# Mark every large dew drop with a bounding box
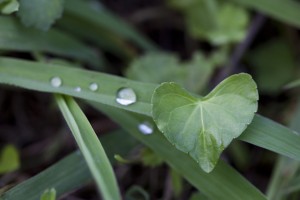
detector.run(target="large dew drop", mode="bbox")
[89,83,98,91]
[138,121,154,135]
[50,76,62,88]
[116,87,137,106]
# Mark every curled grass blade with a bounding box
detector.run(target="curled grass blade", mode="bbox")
[55,95,121,200]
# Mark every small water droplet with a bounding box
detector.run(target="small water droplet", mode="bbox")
[89,83,98,91]
[116,87,137,106]
[74,86,81,92]
[138,121,153,135]
[50,76,62,88]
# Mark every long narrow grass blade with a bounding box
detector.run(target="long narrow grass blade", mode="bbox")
[0,151,86,200]
[0,153,89,200]
[284,175,300,194]
[0,57,300,162]
[0,57,156,115]
[230,0,300,28]
[0,130,137,200]
[93,103,267,200]
[239,115,300,161]
[55,95,121,200]
[0,17,102,67]
[265,99,300,199]
[284,79,300,89]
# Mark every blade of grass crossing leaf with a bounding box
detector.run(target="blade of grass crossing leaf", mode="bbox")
[230,0,300,28]
[93,103,266,200]
[55,95,121,200]
[0,130,137,200]
[0,57,300,162]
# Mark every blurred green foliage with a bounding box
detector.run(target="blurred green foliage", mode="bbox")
[168,0,249,45]
[18,0,64,30]
[248,38,297,93]
[40,188,56,200]
[0,145,20,174]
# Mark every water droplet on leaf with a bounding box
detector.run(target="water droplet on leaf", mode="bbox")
[116,87,137,106]
[50,76,62,88]
[89,83,98,91]
[138,121,154,135]
[74,86,81,92]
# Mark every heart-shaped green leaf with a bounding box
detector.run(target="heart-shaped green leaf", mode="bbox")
[151,73,258,172]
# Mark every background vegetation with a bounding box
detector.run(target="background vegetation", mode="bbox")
[0,0,300,199]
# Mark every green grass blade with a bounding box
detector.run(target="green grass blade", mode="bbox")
[0,151,89,200]
[230,0,300,28]
[64,0,158,51]
[239,115,300,161]
[0,57,156,115]
[265,99,300,199]
[55,95,121,200]
[0,57,300,162]
[0,130,137,200]
[93,103,266,200]
[285,79,300,89]
[0,16,102,67]
[284,175,300,194]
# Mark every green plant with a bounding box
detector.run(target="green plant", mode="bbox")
[0,0,300,199]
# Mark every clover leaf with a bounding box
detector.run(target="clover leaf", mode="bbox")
[151,73,258,172]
